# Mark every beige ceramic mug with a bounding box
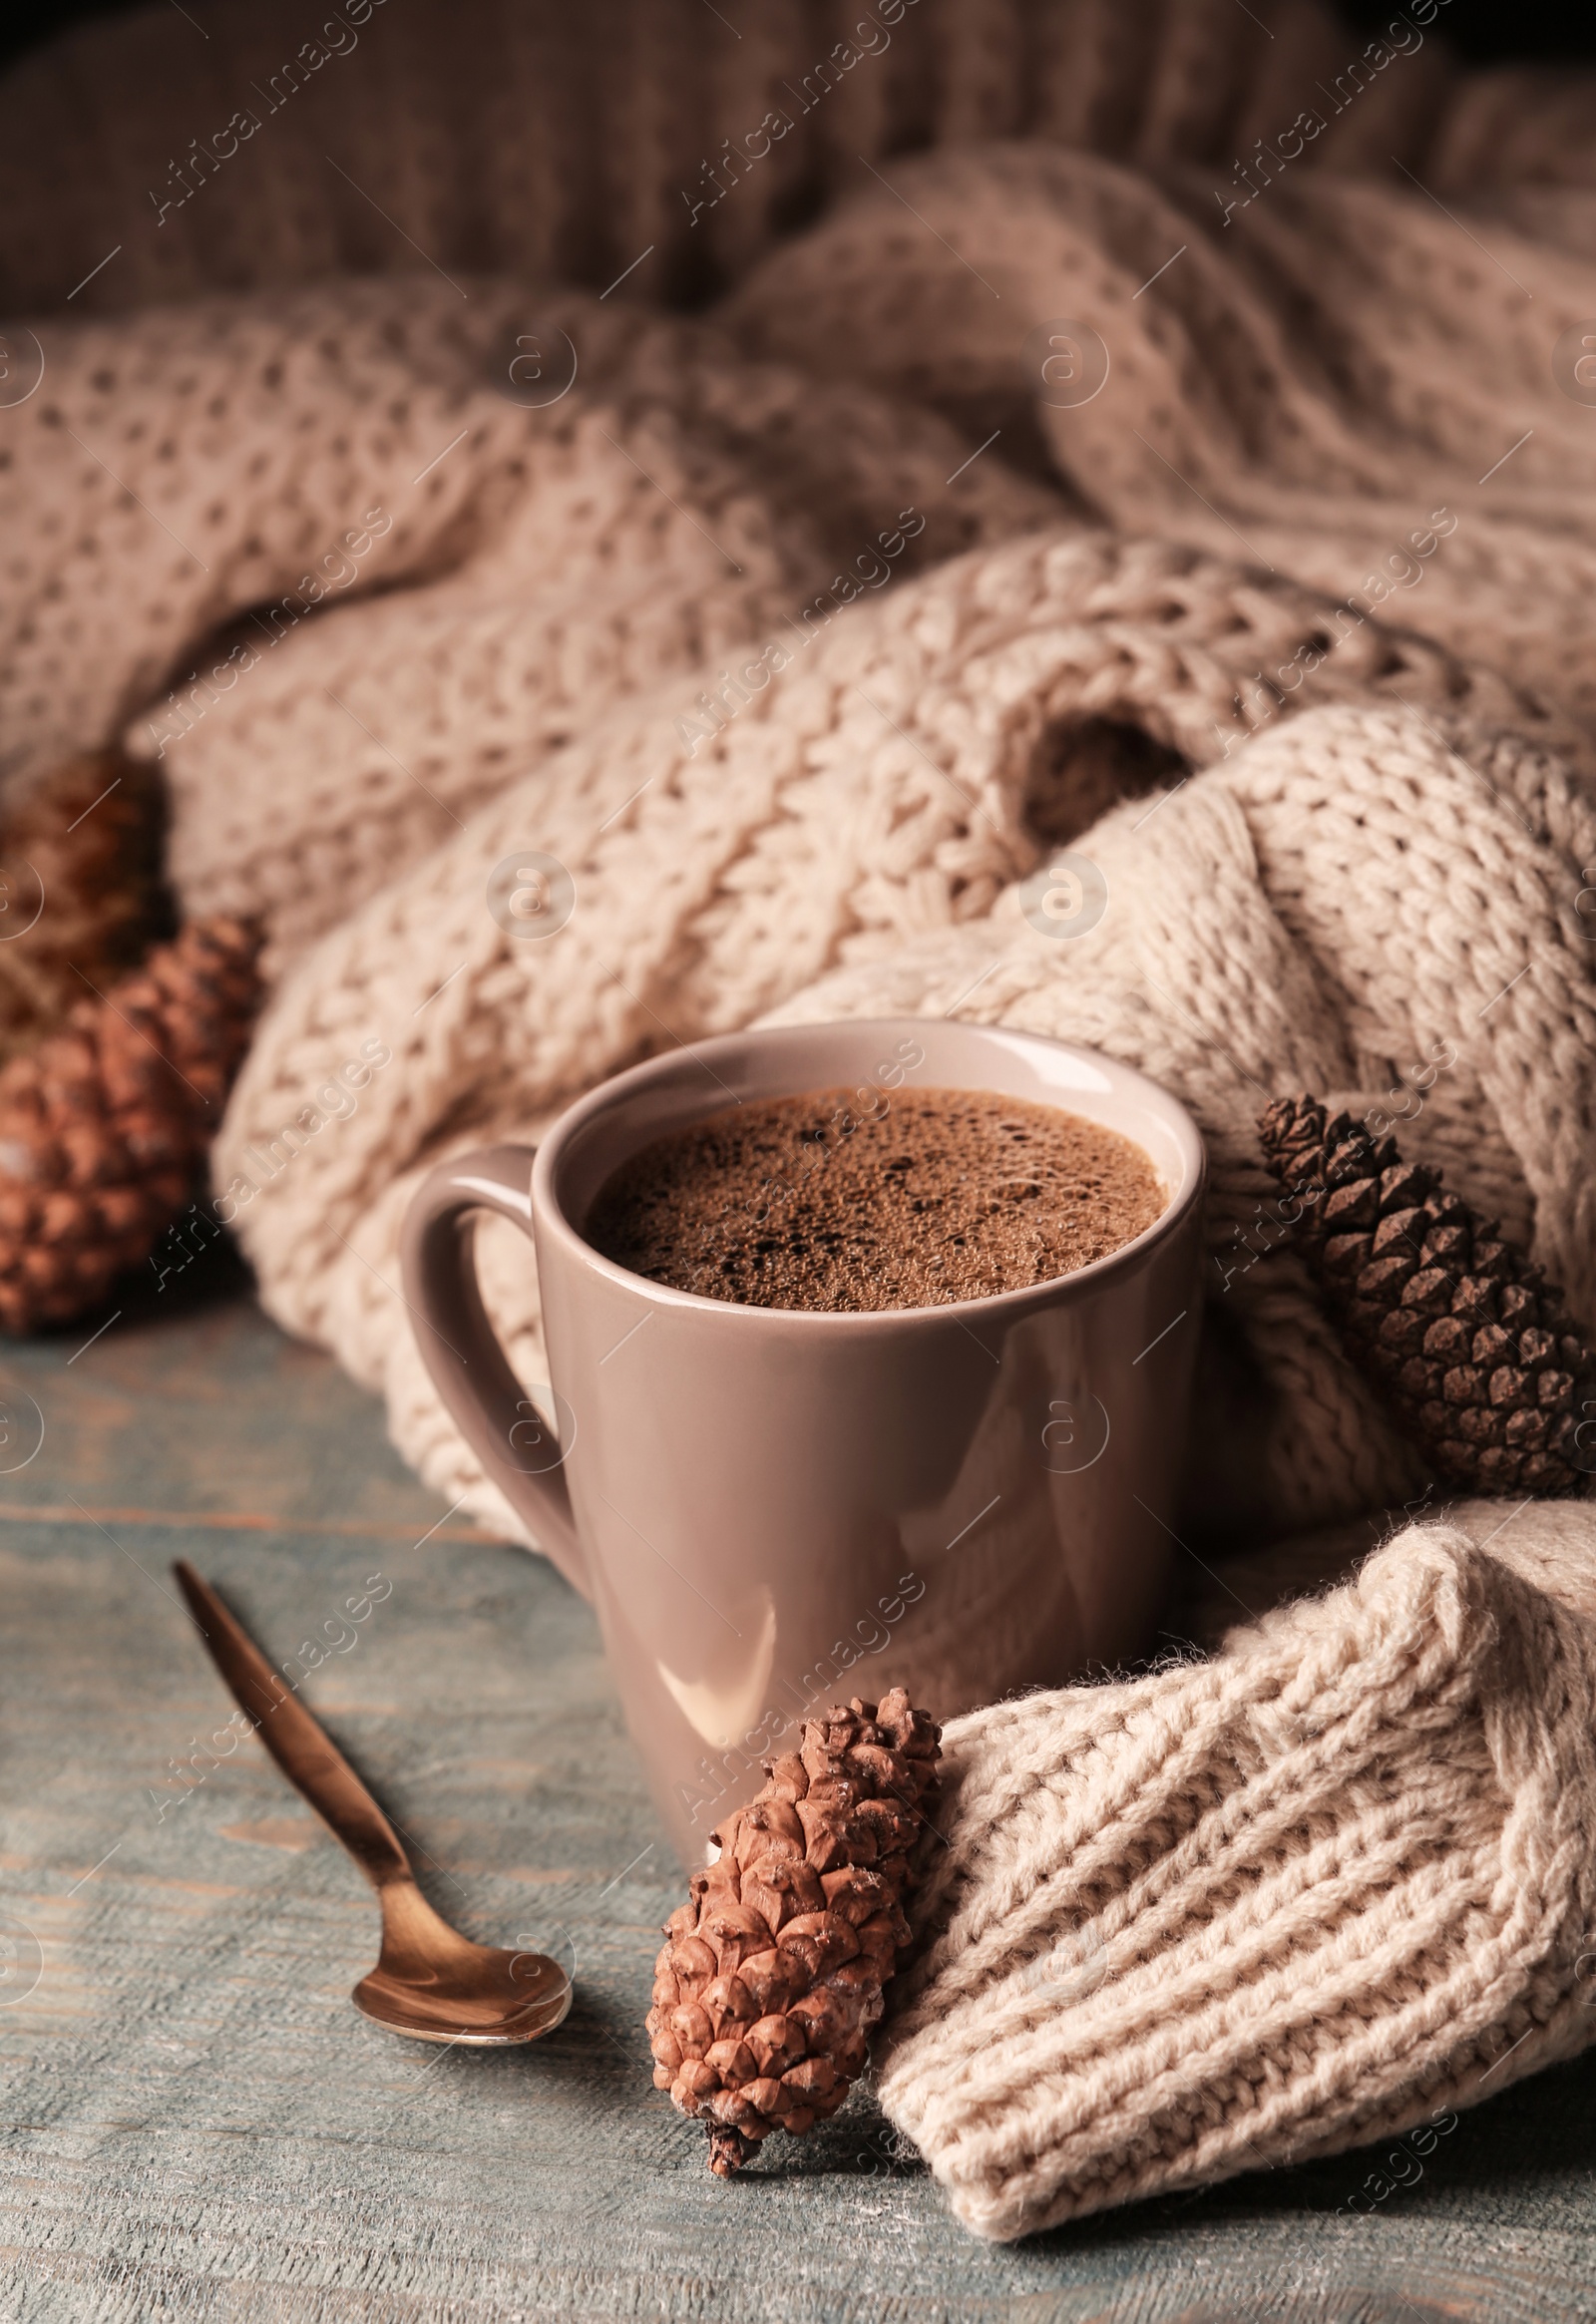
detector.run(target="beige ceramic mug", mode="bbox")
[401,1018,1206,1863]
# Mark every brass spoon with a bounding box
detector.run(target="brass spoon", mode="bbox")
[173,1560,573,2045]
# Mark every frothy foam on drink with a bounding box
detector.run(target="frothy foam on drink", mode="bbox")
[584,1085,1167,1312]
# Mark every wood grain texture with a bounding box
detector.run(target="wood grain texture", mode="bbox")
[2,1274,1595,2321]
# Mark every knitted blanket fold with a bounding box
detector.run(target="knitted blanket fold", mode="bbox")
[878,1500,1596,2238]
[6,0,1596,2239]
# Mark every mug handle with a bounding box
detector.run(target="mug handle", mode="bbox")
[399,1142,591,1600]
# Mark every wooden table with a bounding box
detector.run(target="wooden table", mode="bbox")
[2,1251,1593,2320]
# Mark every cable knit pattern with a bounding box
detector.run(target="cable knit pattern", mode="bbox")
[6,0,1596,2236]
[724,146,1596,723]
[879,1501,1596,2237]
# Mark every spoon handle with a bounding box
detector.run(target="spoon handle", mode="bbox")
[173,1560,412,1891]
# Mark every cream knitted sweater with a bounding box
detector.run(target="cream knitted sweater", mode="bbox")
[882,1498,1596,2236]
[4,0,1596,2237]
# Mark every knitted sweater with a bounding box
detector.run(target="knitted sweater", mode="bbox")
[4,0,1596,2237]
[881,1498,1596,2236]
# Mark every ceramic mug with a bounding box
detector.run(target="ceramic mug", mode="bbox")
[401,1018,1206,1863]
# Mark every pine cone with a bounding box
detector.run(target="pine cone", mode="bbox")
[1258,1094,1596,1498]
[0,915,263,1334]
[647,1689,942,2175]
[0,748,171,1069]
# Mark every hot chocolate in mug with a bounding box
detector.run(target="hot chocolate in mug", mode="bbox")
[401,1018,1206,1863]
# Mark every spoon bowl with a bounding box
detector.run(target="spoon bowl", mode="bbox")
[355,1878,574,2043]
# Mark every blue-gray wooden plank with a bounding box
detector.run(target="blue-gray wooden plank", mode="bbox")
[1,1268,1594,2321]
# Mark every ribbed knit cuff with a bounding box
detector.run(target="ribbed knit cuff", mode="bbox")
[878,1500,1596,2239]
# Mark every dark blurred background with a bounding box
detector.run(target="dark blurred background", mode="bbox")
[2,0,1594,77]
